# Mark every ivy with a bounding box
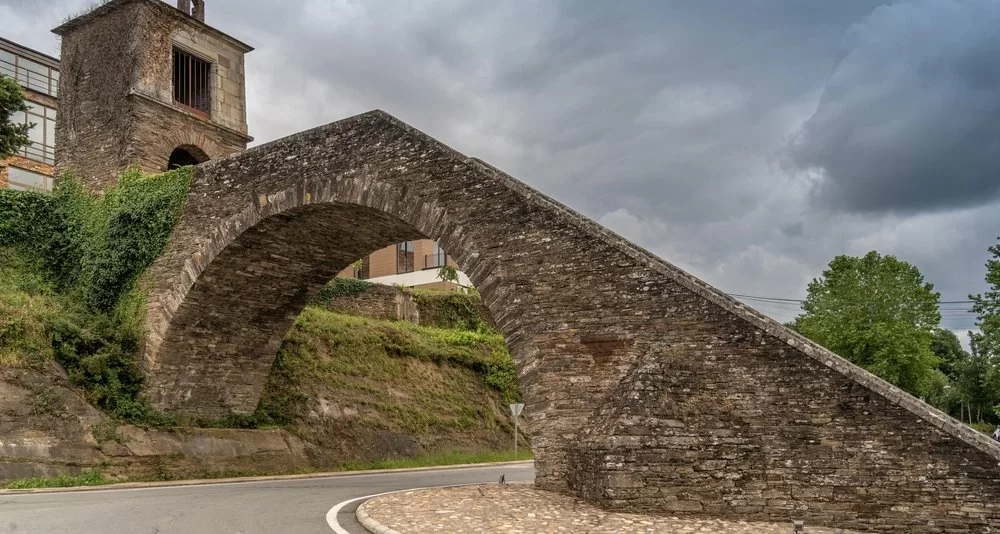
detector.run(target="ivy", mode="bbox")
[0,167,191,306]
[409,289,484,331]
[0,166,193,421]
[310,277,373,305]
[80,167,192,311]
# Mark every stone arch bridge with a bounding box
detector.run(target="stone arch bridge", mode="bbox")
[143,111,1000,531]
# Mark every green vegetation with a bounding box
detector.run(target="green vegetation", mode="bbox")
[408,288,486,331]
[971,238,1000,364]
[792,251,941,396]
[256,306,520,429]
[310,277,373,304]
[0,250,57,368]
[5,471,108,490]
[0,74,31,159]
[792,243,1000,430]
[436,264,460,285]
[0,167,193,421]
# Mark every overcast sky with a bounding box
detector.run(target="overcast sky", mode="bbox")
[2,0,997,340]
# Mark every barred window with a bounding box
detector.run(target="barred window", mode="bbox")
[173,48,211,115]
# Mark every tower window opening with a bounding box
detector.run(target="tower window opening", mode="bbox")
[173,48,212,115]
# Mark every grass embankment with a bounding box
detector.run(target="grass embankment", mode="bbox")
[0,250,56,369]
[253,305,524,461]
[258,305,520,427]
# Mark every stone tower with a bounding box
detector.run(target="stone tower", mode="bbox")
[52,0,253,191]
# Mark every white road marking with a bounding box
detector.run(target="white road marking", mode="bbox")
[326,487,432,534]
[325,464,533,533]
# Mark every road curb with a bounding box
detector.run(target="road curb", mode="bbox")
[349,481,532,534]
[0,460,534,495]
[356,501,404,534]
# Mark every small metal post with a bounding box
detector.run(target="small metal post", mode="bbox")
[509,403,524,455]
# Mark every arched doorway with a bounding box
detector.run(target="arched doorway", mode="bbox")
[167,145,210,170]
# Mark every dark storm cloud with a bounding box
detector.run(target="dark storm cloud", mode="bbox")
[202,0,886,224]
[2,0,997,338]
[788,0,1000,214]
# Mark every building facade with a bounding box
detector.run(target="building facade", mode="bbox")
[0,37,59,192]
[52,0,253,192]
[337,239,471,290]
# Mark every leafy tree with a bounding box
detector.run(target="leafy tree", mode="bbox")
[0,75,31,159]
[922,368,958,415]
[930,327,968,378]
[955,337,1000,423]
[793,251,942,395]
[970,237,1000,359]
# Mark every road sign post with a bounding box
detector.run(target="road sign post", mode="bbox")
[509,403,524,454]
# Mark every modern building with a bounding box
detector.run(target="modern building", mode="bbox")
[2,0,466,291]
[337,240,472,291]
[0,37,60,192]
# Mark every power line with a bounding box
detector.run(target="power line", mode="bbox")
[724,292,976,305]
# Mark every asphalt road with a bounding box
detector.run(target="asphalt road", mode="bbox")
[0,462,535,534]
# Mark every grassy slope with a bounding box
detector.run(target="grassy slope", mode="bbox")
[0,249,57,369]
[257,307,523,466]
[1,246,526,478]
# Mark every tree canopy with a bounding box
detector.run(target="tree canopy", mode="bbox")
[0,75,31,160]
[793,251,941,395]
[931,327,966,378]
[970,237,1000,359]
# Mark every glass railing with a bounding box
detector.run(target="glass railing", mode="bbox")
[18,142,55,165]
[0,58,59,98]
[424,252,448,269]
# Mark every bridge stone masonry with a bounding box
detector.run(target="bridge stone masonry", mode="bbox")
[142,110,1000,532]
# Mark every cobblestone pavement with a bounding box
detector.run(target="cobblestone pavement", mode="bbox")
[359,484,870,534]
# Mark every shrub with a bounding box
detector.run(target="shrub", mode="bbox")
[409,289,484,331]
[0,167,192,422]
[310,277,372,305]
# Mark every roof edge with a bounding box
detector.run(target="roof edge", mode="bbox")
[0,36,60,69]
[52,0,253,54]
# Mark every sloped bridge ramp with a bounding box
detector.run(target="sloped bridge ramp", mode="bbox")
[142,110,1000,532]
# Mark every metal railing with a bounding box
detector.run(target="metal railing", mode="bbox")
[19,142,55,165]
[173,49,211,116]
[0,58,58,98]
